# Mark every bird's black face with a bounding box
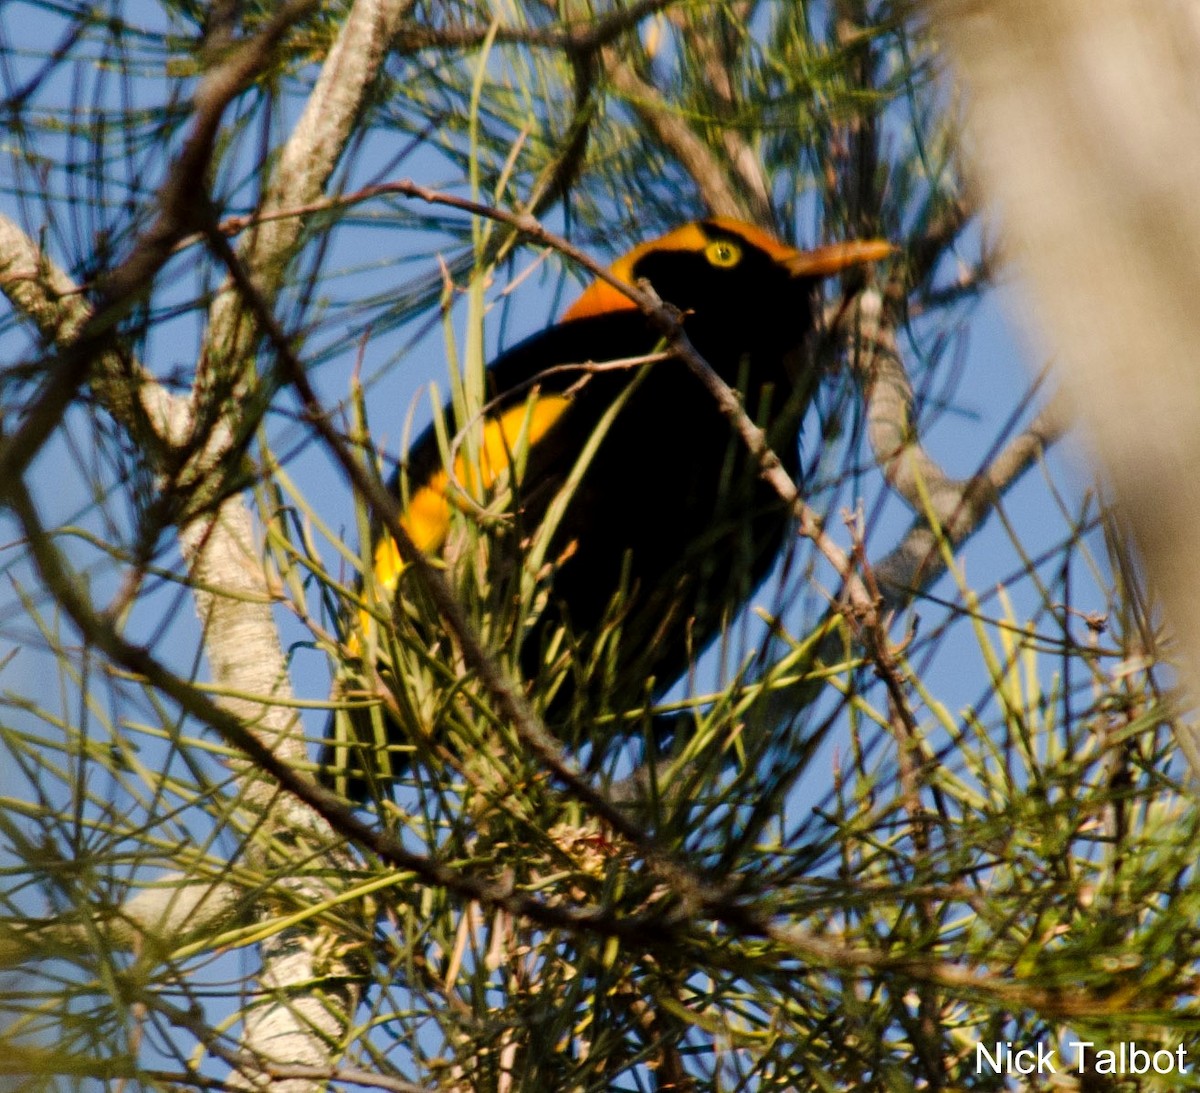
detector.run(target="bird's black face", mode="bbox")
[628,221,815,364]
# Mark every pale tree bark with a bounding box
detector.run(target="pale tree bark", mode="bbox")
[196,0,414,1082]
[206,0,414,377]
[0,0,412,1085]
[932,0,1200,777]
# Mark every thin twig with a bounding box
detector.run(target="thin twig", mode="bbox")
[393,0,677,56]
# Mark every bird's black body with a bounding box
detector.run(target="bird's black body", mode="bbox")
[482,267,808,710]
[323,219,888,793]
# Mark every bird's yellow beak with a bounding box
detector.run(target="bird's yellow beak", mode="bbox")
[782,239,896,278]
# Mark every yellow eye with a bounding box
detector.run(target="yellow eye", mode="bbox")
[705,239,742,268]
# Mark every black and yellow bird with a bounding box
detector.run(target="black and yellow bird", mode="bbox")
[323,218,890,794]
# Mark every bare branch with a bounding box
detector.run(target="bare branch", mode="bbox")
[603,52,753,221]
[0,216,92,344]
[844,285,1067,608]
[0,875,249,968]
[392,0,678,55]
[872,396,1069,608]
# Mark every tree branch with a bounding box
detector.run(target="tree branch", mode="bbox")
[602,51,754,221]
[849,285,1069,609]
[204,0,415,382]
[391,0,678,55]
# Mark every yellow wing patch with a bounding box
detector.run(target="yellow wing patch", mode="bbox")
[363,393,571,638]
